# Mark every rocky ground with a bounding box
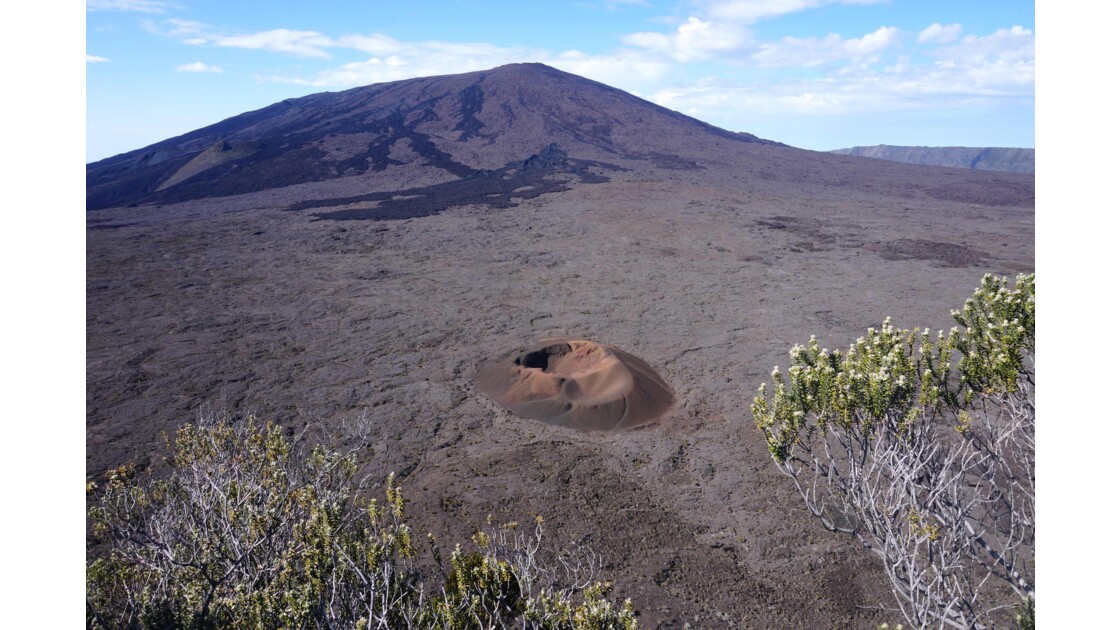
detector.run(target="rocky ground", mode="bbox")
[87,158,1033,628]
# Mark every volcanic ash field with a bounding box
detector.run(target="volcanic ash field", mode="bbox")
[88,164,1031,628]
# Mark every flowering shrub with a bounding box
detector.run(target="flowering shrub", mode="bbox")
[86,415,637,629]
[753,274,1034,630]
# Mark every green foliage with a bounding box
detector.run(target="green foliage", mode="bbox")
[525,582,639,630]
[751,274,1036,629]
[753,273,1035,462]
[1014,597,1035,630]
[432,544,525,627]
[87,416,638,629]
[950,273,1035,400]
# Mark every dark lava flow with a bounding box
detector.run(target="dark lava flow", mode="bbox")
[295,144,623,221]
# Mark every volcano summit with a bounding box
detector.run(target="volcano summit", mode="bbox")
[87,63,779,211]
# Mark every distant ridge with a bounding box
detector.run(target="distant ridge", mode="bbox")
[829,145,1034,174]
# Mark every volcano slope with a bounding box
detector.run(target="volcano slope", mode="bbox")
[87,63,1034,628]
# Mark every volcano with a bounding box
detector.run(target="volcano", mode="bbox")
[88,63,1034,628]
[87,63,780,210]
[86,62,1031,214]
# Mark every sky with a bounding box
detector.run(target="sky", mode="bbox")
[86,0,1034,162]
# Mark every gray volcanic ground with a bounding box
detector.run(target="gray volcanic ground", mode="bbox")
[87,64,1033,628]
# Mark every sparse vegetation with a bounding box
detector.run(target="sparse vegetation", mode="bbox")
[86,415,637,629]
[753,274,1034,630]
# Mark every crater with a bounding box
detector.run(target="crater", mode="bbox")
[476,338,675,432]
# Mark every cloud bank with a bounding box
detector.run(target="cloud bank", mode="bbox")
[137,5,1032,145]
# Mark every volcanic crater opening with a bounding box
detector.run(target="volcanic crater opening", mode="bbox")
[477,338,676,432]
[515,343,571,371]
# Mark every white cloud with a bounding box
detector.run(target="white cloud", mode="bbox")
[260,40,544,87]
[141,14,1031,130]
[160,18,208,37]
[176,61,223,73]
[552,50,672,87]
[87,0,178,13]
[618,0,889,62]
[635,21,1034,139]
[153,21,539,83]
[917,22,963,44]
[142,18,213,44]
[648,26,1033,124]
[257,58,449,87]
[699,0,888,24]
[150,21,336,59]
[153,19,693,82]
[650,81,867,119]
[933,26,1034,66]
[86,54,110,64]
[333,33,404,56]
[623,16,751,61]
[256,38,669,93]
[210,29,336,59]
[751,26,901,67]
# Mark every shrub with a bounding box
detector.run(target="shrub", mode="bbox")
[86,415,637,629]
[752,274,1034,630]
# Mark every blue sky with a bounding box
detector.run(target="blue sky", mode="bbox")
[85,1,1034,162]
